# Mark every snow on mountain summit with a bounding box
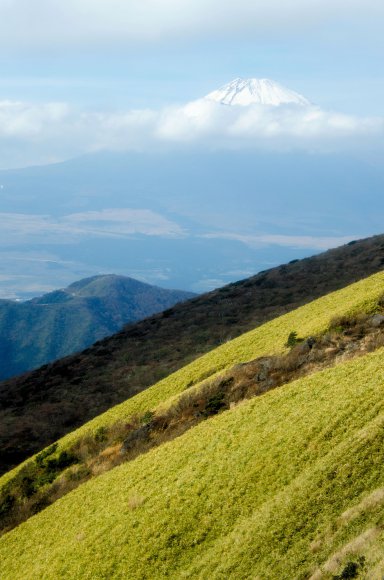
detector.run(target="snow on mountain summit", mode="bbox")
[204,78,311,107]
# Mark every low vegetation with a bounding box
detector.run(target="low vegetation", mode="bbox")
[2,265,384,577]
[2,284,384,538]
[2,233,384,474]
[2,342,384,578]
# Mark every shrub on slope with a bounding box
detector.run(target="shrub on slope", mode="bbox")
[30,271,384,447]
[0,235,384,473]
[2,307,384,536]
[2,346,384,578]
[2,232,384,475]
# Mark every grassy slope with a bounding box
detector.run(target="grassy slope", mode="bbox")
[2,233,384,474]
[2,270,384,491]
[2,345,384,578]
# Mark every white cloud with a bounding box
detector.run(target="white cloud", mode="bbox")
[0,0,382,49]
[202,232,358,250]
[0,95,382,168]
[154,100,384,151]
[0,100,70,138]
[226,106,381,139]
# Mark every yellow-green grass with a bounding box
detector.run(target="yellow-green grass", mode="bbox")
[2,270,384,491]
[2,345,384,578]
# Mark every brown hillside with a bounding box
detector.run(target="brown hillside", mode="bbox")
[1,234,384,474]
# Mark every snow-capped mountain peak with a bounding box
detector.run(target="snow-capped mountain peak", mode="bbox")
[204,78,311,107]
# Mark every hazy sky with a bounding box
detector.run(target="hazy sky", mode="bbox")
[0,0,383,167]
[0,1,383,296]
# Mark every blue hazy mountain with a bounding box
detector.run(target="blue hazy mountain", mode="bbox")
[0,274,195,380]
[1,149,383,298]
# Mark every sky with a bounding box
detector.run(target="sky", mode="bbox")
[0,0,383,168]
[0,0,384,298]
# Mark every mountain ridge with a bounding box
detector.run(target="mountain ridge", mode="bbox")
[0,274,195,381]
[1,233,384,474]
[2,269,384,577]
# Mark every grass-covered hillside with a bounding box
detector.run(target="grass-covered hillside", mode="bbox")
[2,233,384,475]
[2,272,384,577]
[2,338,384,577]
[2,269,384,487]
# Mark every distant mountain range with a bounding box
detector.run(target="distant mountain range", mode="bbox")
[0,79,383,300]
[0,275,195,381]
[1,147,384,299]
[1,233,384,473]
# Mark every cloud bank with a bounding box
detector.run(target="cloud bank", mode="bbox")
[0,97,382,168]
[0,0,382,49]
[155,99,383,149]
